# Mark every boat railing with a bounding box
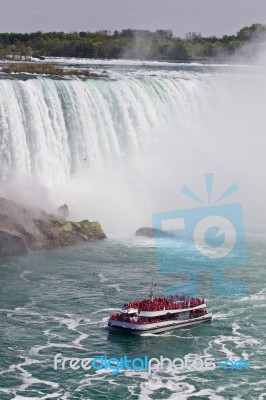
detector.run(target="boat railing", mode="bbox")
[109,308,209,324]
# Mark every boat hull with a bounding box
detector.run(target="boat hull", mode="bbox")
[108,314,212,335]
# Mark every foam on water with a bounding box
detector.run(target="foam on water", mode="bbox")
[98,273,107,283]
[13,395,62,400]
[91,308,121,315]
[42,57,255,69]
[239,289,266,302]
[19,270,33,282]
[107,283,121,292]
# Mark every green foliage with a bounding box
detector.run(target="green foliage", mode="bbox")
[169,39,193,60]
[0,24,265,61]
[237,24,266,41]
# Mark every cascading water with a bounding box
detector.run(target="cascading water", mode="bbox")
[0,63,266,233]
[0,74,208,185]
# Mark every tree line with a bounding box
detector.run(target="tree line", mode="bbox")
[0,24,265,61]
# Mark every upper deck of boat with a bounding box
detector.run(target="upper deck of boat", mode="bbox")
[122,295,206,315]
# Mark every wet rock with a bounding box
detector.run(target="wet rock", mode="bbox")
[136,227,175,239]
[0,227,29,256]
[0,197,106,257]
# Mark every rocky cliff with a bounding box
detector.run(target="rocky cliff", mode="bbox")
[0,197,106,257]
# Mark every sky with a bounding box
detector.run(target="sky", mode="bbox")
[0,0,265,37]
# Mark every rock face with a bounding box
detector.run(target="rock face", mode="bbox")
[136,227,174,239]
[57,204,69,219]
[0,197,106,257]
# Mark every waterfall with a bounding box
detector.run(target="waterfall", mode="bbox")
[0,75,209,186]
[0,69,265,233]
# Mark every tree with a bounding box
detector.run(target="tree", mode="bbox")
[170,40,193,60]
[185,32,202,42]
[237,24,266,41]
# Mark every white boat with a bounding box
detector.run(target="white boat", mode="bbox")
[108,282,212,335]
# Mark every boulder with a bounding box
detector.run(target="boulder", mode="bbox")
[61,222,73,232]
[136,227,175,239]
[57,204,69,219]
[72,222,81,230]
[79,220,106,239]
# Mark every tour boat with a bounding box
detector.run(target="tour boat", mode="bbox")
[108,282,212,335]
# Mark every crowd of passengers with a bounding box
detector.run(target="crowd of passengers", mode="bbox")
[123,295,205,312]
[190,309,209,318]
[109,309,209,323]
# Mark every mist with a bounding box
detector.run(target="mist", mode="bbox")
[53,58,266,235]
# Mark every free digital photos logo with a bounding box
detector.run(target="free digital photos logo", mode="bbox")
[152,173,248,297]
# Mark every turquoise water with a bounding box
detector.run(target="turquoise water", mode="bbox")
[0,235,265,399]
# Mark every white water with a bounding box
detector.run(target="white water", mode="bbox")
[0,64,266,233]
